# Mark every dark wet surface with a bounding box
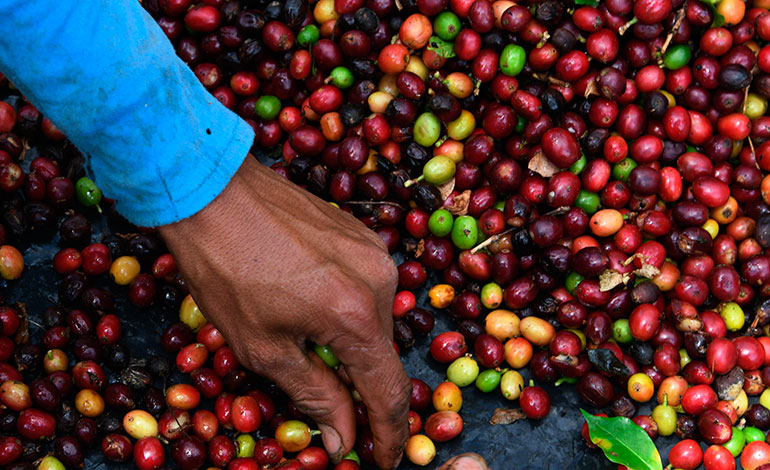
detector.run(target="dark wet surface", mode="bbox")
[0,152,684,470]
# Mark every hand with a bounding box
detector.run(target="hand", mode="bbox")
[158,156,412,468]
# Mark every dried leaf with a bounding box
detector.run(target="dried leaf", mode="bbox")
[120,366,152,391]
[438,177,456,202]
[447,190,471,216]
[600,270,630,292]
[19,138,30,161]
[634,264,660,279]
[402,237,419,254]
[551,354,578,366]
[584,77,599,98]
[415,239,425,258]
[490,408,526,425]
[588,348,630,377]
[622,253,641,266]
[528,150,559,177]
[13,302,28,344]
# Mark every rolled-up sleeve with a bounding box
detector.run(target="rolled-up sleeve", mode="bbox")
[0,0,255,227]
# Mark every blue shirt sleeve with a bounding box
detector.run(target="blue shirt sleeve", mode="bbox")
[0,0,255,227]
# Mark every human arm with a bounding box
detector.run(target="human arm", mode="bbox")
[159,156,411,466]
[0,0,410,466]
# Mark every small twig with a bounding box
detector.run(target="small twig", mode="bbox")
[743,86,750,115]
[750,310,762,331]
[171,411,192,439]
[531,73,571,88]
[618,17,638,36]
[19,138,29,161]
[544,206,570,216]
[656,5,687,67]
[536,31,551,49]
[743,87,759,169]
[344,201,407,210]
[470,227,515,254]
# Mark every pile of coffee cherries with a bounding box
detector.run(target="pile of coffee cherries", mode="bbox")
[5,0,770,467]
[0,110,368,470]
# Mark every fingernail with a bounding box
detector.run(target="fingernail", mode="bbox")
[394,452,403,469]
[318,424,343,463]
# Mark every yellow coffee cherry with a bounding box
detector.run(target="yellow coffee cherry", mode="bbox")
[109,256,141,285]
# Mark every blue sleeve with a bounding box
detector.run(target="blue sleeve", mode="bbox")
[0,0,255,227]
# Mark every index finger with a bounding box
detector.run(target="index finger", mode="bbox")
[329,319,411,469]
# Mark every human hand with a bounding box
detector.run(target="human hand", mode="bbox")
[158,156,411,468]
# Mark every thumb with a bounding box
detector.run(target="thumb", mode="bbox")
[270,348,356,463]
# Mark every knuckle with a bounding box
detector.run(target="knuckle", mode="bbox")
[249,350,282,376]
[346,303,381,336]
[369,252,398,290]
[236,338,287,376]
[331,286,378,320]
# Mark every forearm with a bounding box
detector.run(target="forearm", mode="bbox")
[0,0,254,226]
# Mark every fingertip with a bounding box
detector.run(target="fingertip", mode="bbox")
[305,353,357,458]
[318,423,345,463]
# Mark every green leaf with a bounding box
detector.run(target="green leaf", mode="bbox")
[712,12,725,27]
[575,0,599,5]
[581,410,663,470]
[427,36,456,59]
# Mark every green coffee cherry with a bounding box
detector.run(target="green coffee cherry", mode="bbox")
[429,209,454,237]
[313,344,340,369]
[574,190,600,215]
[611,158,637,182]
[236,434,256,458]
[663,44,692,70]
[414,112,442,147]
[724,427,745,457]
[569,154,587,175]
[423,155,456,185]
[476,368,504,393]
[500,370,524,400]
[480,282,503,309]
[651,403,677,436]
[255,95,281,120]
[720,302,745,331]
[39,457,66,470]
[75,177,102,212]
[451,215,479,250]
[329,66,354,89]
[433,12,462,41]
[565,271,584,295]
[447,356,479,387]
[612,319,633,344]
[743,426,765,444]
[297,25,320,47]
[500,45,526,76]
